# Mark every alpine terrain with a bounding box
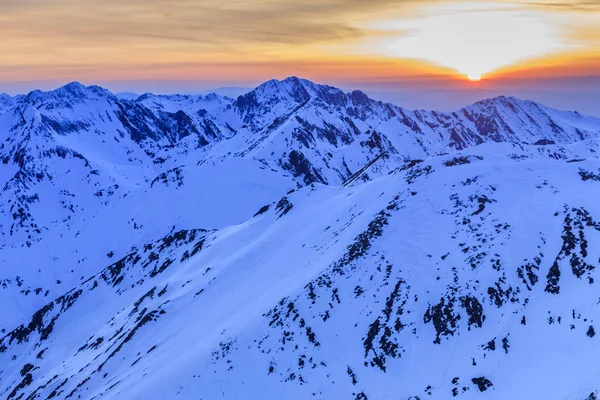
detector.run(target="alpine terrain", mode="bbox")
[2,77,600,400]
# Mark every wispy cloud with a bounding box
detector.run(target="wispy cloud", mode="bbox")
[516,0,600,11]
[0,0,598,89]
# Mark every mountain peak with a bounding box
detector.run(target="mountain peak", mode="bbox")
[0,93,13,108]
[350,90,371,105]
[248,76,351,106]
[24,82,115,104]
[234,77,312,115]
[461,95,536,118]
[61,81,87,92]
[471,95,523,107]
[58,82,114,98]
[281,75,313,86]
[255,76,312,97]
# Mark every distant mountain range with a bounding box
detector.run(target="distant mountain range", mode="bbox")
[1,77,600,399]
[363,88,600,119]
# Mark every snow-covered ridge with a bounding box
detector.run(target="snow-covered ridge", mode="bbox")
[1,77,600,399]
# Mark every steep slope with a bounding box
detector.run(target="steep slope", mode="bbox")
[0,82,292,330]
[2,78,600,250]
[1,154,600,399]
[0,154,294,334]
[2,78,600,400]
[216,78,600,186]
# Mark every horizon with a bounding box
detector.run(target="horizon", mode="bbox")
[3,76,600,118]
[1,0,599,115]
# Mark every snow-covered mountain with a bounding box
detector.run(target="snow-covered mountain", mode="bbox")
[1,77,600,399]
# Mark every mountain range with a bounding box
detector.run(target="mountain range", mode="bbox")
[1,77,600,399]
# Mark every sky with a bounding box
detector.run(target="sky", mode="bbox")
[1,0,599,113]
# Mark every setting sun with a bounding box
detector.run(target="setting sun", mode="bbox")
[468,72,482,82]
[0,0,597,97]
[359,2,571,79]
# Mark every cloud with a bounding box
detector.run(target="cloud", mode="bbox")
[0,0,598,86]
[0,0,420,48]
[516,0,600,11]
[0,0,597,48]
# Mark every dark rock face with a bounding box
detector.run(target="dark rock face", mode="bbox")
[424,296,461,344]
[579,169,600,182]
[535,139,556,145]
[471,377,493,392]
[282,150,326,185]
[587,326,596,338]
[253,205,270,217]
[275,197,294,218]
[545,208,600,294]
[461,296,485,329]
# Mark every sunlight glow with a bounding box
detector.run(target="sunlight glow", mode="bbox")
[361,2,572,80]
[468,72,482,82]
[0,0,598,88]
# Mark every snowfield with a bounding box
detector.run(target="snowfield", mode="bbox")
[1,77,600,399]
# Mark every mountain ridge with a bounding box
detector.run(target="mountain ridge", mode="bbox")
[4,77,600,120]
[1,77,600,400]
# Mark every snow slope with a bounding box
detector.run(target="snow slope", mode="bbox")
[1,78,600,399]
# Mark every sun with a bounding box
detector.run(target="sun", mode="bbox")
[468,72,482,82]
[361,2,567,80]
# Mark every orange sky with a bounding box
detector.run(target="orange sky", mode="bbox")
[0,0,599,94]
